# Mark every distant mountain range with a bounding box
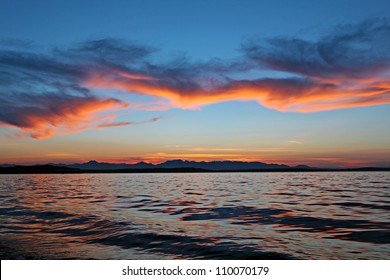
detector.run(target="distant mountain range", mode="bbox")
[1,160,390,174]
[53,159,311,171]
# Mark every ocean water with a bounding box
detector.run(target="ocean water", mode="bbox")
[0,172,389,259]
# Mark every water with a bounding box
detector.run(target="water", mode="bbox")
[0,172,389,259]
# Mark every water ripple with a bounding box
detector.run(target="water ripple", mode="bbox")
[0,172,389,259]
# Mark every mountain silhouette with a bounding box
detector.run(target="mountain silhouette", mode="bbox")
[1,161,390,174]
[59,159,305,171]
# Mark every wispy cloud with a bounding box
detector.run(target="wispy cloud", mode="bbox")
[289,140,303,145]
[96,116,162,128]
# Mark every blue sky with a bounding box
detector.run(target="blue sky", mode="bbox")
[1,0,390,167]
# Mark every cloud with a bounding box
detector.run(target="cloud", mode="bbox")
[1,19,390,139]
[243,18,390,80]
[60,38,157,67]
[86,70,390,112]
[289,140,303,145]
[85,18,390,112]
[0,39,157,139]
[97,116,162,128]
[0,93,127,139]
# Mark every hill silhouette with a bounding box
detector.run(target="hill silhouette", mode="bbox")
[59,159,304,171]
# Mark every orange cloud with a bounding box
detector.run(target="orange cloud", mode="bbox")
[138,152,264,163]
[0,95,127,139]
[85,70,390,112]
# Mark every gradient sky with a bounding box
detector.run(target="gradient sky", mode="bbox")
[1,0,390,167]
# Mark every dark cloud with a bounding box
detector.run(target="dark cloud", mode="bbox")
[243,18,390,80]
[59,38,157,68]
[0,50,84,79]
[0,38,36,49]
[79,38,155,60]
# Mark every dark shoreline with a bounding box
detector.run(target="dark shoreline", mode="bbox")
[1,165,390,174]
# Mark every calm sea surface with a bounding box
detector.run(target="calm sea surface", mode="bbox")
[0,172,389,259]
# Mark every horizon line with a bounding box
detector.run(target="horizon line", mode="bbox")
[1,159,390,169]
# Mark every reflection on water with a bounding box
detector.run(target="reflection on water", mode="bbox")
[0,172,389,259]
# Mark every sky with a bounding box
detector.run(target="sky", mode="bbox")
[1,0,390,168]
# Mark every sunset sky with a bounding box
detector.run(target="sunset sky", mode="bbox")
[1,0,390,167]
